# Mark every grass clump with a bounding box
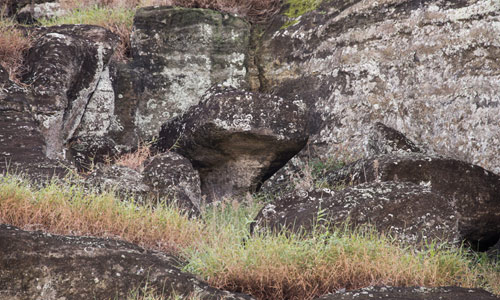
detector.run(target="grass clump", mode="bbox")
[0,174,498,299]
[0,17,32,81]
[39,6,135,60]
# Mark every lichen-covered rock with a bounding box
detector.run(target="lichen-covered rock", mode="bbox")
[143,152,202,213]
[314,286,500,300]
[17,2,66,24]
[156,86,309,202]
[86,164,151,198]
[253,181,461,246]
[130,6,251,141]
[365,122,422,156]
[68,136,118,171]
[22,25,119,160]
[258,0,500,174]
[0,65,68,180]
[326,153,500,249]
[0,224,255,300]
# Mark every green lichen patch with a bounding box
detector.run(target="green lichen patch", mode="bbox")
[281,0,323,29]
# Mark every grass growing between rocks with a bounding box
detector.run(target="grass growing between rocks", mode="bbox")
[38,5,135,60]
[0,174,498,299]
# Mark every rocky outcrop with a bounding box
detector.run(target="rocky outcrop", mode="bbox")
[253,181,461,246]
[0,224,254,300]
[156,86,309,201]
[129,6,251,141]
[85,152,202,214]
[314,286,500,300]
[0,65,68,180]
[258,0,500,174]
[22,25,119,160]
[326,153,500,249]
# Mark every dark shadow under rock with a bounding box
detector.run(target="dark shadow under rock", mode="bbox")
[156,86,309,202]
[253,181,461,246]
[0,224,254,300]
[326,153,500,250]
[314,286,499,300]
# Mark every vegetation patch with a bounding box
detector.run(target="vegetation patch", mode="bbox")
[1,174,498,299]
[282,0,323,29]
[39,6,135,60]
[0,17,32,82]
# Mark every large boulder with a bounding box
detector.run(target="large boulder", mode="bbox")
[0,65,67,180]
[253,181,461,246]
[314,286,499,300]
[0,224,254,300]
[257,0,500,174]
[129,6,251,141]
[22,25,119,160]
[326,153,500,249]
[156,86,309,202]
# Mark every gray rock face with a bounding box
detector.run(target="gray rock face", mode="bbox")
[143,152,202,212]
[156,86,309,201]
[258,0,500,174]
[314,286,500,300]
[253,181,461,246]
[22,25,119,160]
[0,65,67,180]
[326,153,500,249]
[130,6,251,141]
[0,224,255,300]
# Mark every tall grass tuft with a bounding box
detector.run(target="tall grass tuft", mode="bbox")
[0,17,32,81]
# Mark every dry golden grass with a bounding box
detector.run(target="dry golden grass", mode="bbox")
[115,144,152,171]
[0,175,202,254]
[0,175,498,299]
[0,18,32,81]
